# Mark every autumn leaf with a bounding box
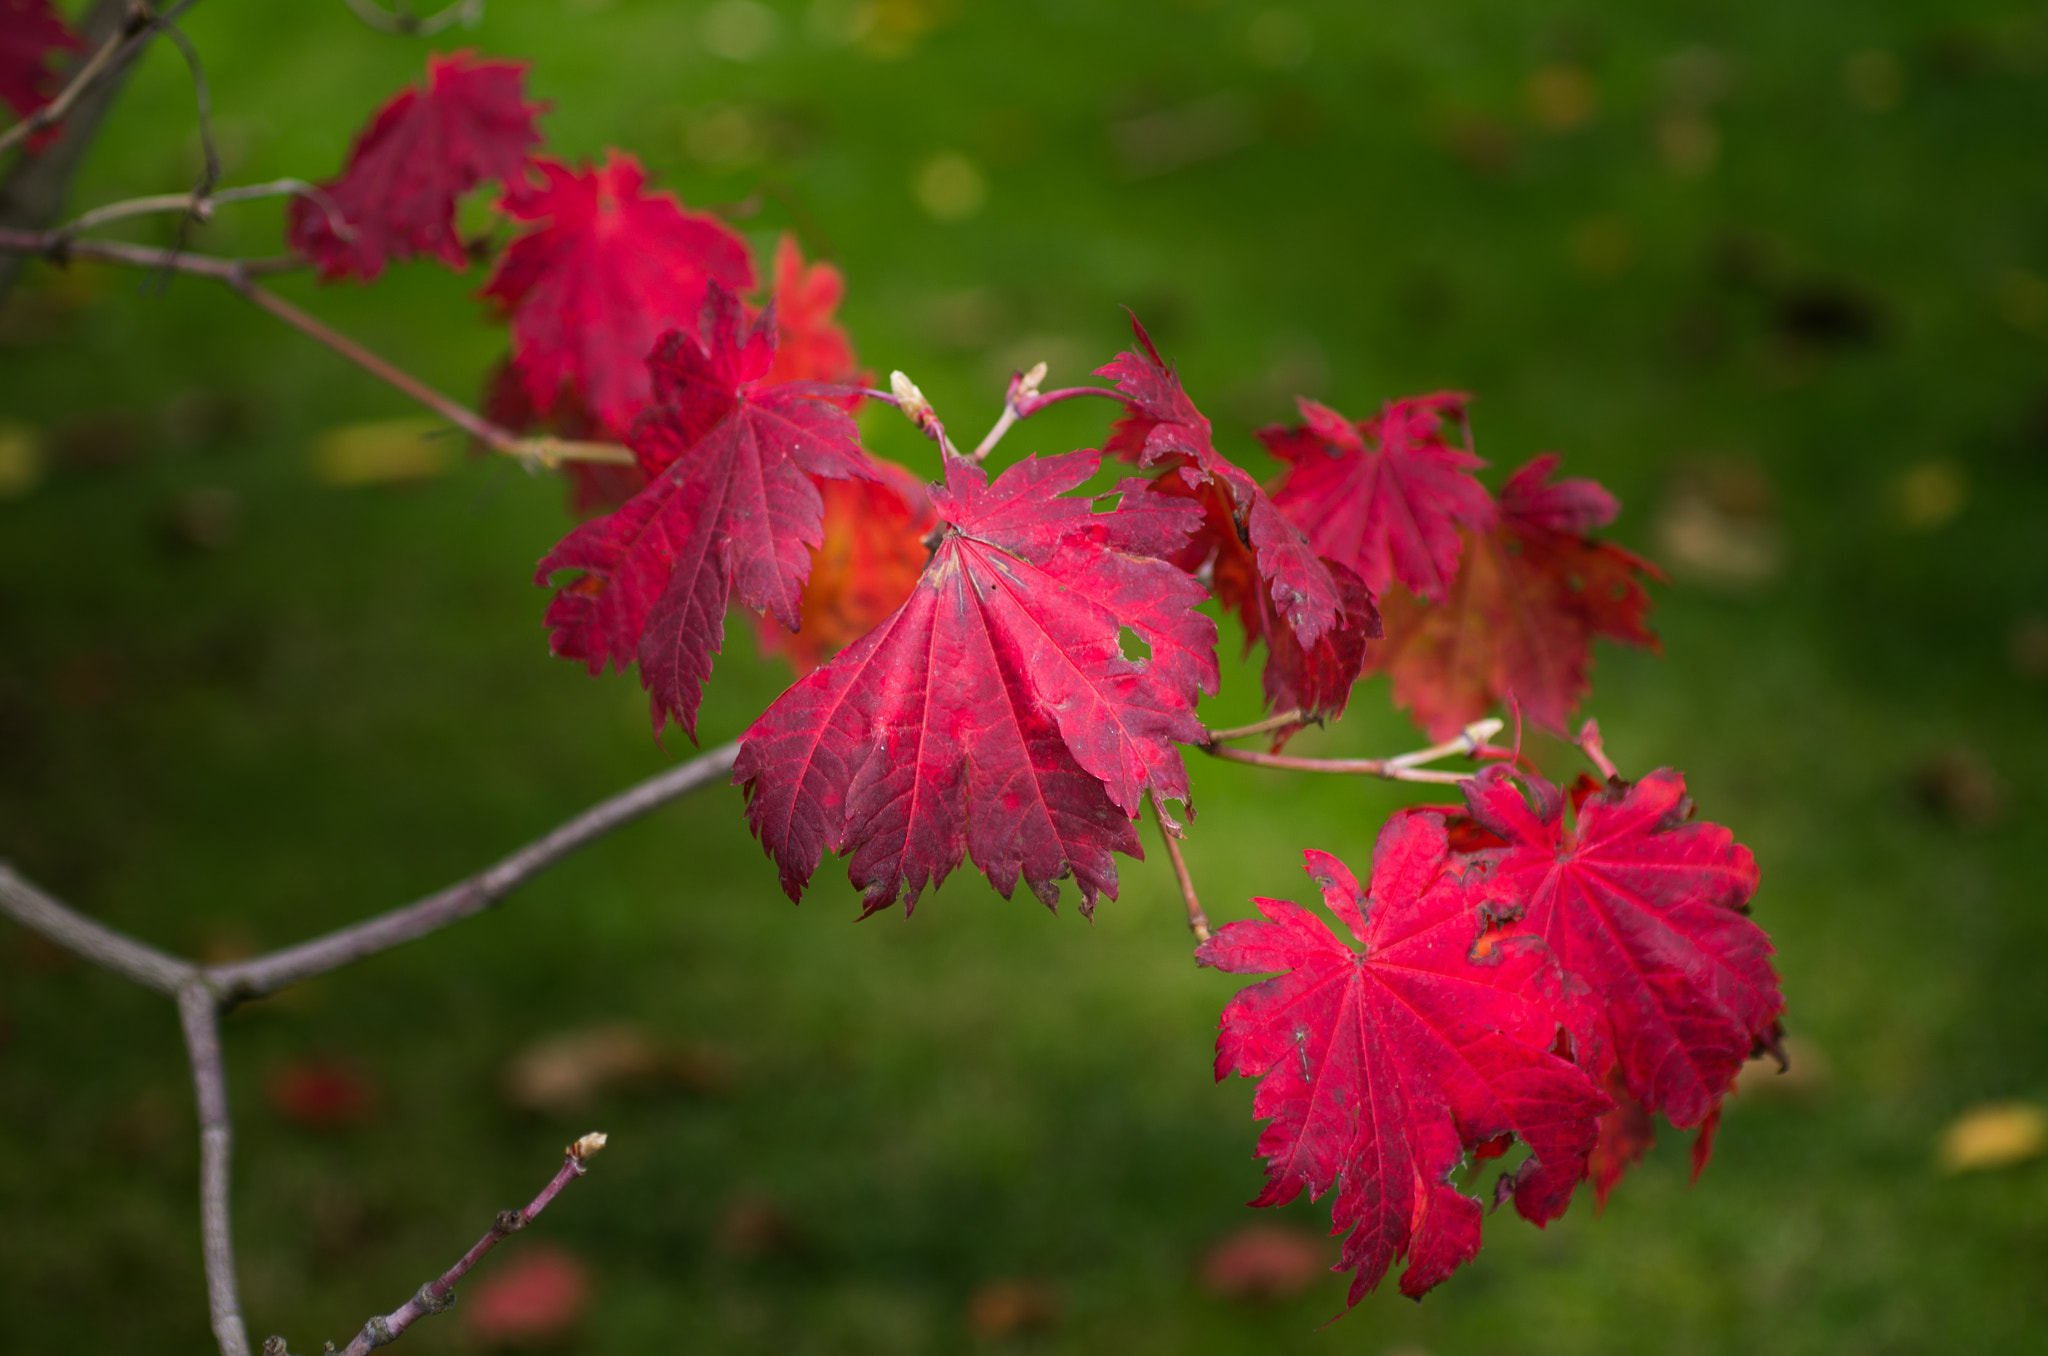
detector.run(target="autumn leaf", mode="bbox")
[1461,765,1783,1159]
[1100,320,1378,719]
[537,283,874,740]
[483,150,755,433]
[1261,393,1495,602]
[287,51,545,282]
[736,450,1217,915]
[754,460,936,675]
[0,0,79,123]
[1198,815,1607,1302]
[1371,454,1662,740]
[464,1244,591,1348]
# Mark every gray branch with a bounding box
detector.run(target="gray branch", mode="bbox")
[179,982,251,1356]
[0,865,196,994]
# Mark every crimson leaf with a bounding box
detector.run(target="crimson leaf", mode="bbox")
[1198,814,1607,1302]
[483,150,754,433]
[1260,393,1496,602]
[287,51,545,282]
[1460,766,1783,1146]
[537,283,873,740]
[1099,321,1379,719]
[736,450,1218,915]
[0,0,79,123]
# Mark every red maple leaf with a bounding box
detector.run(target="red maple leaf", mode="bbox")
[1261,393,1495,602]
[1369,455,1663,740]
[286,51,545,282]
[1099,321,1379,720]
[0,0,79,124]
[537,283,873,740]
[1459,766,1783,1148]
[1197,814,1607,1302]
[483,150,755,433]
[736,450,1218,915]
[754,461,937,675]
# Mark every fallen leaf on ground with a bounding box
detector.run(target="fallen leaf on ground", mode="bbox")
[465,1243,592,1348]
[267,1059,380,1130]
[715,1191,804,1261]
[311,418,452,485]
[1939,1102,2047,1173]
[501,1023,731,1116]
[1910,747,2007,829]
[1653,462,1785,589]
[1198,1224,1330,1300]
[967,1278,1061,1341]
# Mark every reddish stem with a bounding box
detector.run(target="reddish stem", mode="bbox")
[1149,799,1210,945]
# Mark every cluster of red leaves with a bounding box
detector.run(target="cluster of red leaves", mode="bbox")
[0,0,80,123]
[292,50,1781,1318]
[1199,767,1781,1301]
[1261,398,1662,740]
[296,51,934,705]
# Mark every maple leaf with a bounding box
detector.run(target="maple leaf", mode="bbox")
[1460,765,1783,1145]
[1260,393,1495,602]
[1099,321,1379,720]
[1370,455,1663,740]
[736,450,1218,915]
[0,0,79,123]
[1198,814,1607,1302]
[536,283,873,740]
[483,150,755,433]
[287,51,545,282]
[754,461,937,675]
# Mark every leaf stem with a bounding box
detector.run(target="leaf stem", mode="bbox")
[327,1134,605,1356]
[1577,718,1620,781]
[0,227,634,469]
[1149,798,1210,945]
[1201,719,1504,784]
[1202,709,1312,744]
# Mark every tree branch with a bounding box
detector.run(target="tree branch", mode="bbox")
[206,740,739,1004]
[0,864,196,994]
[324,1132,605,1356]
[339,0,486,38]
[0,227,633,469]
[179,982,251,1356]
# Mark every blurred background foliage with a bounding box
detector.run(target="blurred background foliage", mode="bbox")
[3,0,2047,1351]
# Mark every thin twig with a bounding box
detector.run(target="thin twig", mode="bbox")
[207,740,739,1003]
[1149,799,1209,945]
[179,983,251,1356]
[340,0,486,37]
[330,1132,604,1356]
[1202,709,1311,744]
[1012,384,1122,417]
[1201,718,1505,785]
[0,227,633,468]
[53,178,348,242]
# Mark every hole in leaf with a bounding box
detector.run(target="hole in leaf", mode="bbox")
[1118,626,1153,662]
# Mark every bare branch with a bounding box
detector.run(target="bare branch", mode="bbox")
[325,1131,602,1356]
[0,864,196,994]
[179,983,251,1356]
[0,227,633,469]
[208,741,740,1003]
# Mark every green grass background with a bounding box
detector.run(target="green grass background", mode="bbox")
[4,0,2047,1351]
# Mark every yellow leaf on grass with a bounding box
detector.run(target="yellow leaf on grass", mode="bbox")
[311,417,452,486]
[0,421,46,499]
[1939,1101,2047,1173]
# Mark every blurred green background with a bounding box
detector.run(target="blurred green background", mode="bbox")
[4,1,2047,1351]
